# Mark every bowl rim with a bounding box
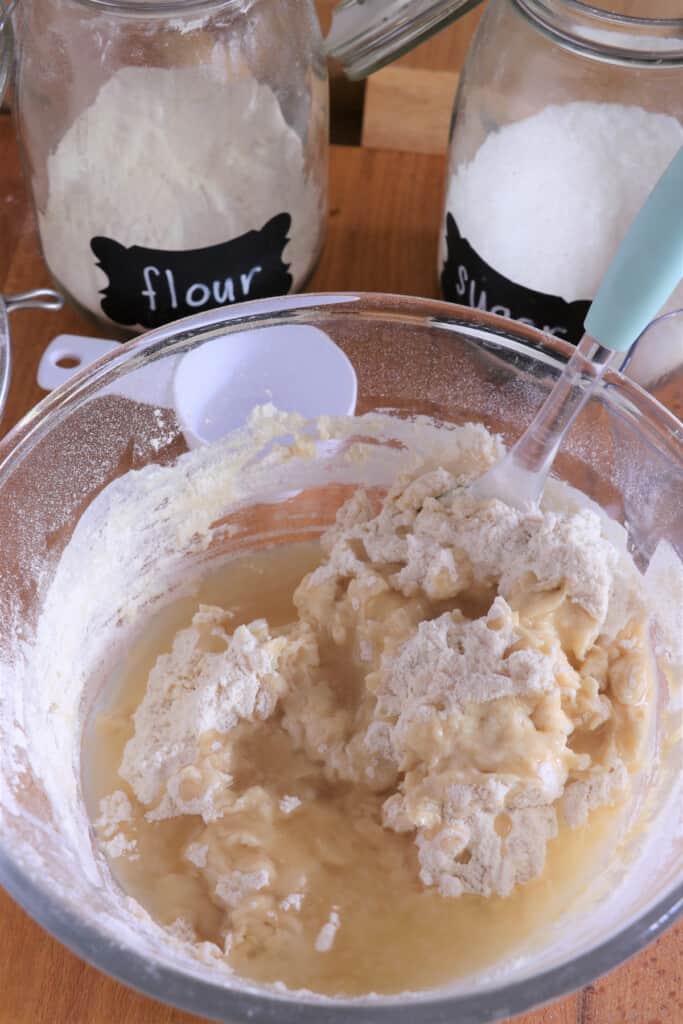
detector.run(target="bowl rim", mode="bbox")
[0,291,681,1024]
[1,292,681,470]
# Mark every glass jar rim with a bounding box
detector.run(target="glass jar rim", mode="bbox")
[65,0,250,17]
[327,0,683,78]
[514,0,683,66]
[535,0,683,28]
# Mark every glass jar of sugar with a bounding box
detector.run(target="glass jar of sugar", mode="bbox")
[11,0,328,330]
[329,1,683,347]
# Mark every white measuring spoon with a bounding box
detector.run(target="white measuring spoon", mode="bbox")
[470,145,683,510]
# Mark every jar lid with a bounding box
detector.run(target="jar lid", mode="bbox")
[326,0,483,79]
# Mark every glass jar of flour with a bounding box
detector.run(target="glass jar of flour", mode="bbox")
[329,1,683,348]
[11,0,328,330]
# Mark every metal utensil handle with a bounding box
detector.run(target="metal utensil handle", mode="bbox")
[0,296,10,421]
[0,0,18,33]
[5,288,63,313]
[0,288,64,424]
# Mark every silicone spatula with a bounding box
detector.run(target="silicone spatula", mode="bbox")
[468,144,683,510]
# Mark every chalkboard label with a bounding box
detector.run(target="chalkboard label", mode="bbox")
[91,212,293,328]
[440,213,590,344]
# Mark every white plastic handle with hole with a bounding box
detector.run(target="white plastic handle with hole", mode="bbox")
[37,334,121,391]
[37,333,179,409]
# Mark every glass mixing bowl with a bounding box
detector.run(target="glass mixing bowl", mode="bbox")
[0,294,681,1023]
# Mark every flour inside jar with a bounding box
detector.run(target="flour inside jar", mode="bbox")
[83,434,651,997]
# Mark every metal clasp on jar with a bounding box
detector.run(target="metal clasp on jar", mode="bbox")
[0,288,63,421]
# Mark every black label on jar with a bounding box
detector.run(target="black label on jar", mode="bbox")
[440,214,591,344]
[91,212,293,329]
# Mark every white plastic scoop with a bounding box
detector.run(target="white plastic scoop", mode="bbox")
[172,323,358,447]
[469,145,683,511]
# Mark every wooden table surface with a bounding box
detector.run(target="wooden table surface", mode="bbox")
[1,84,682,1024]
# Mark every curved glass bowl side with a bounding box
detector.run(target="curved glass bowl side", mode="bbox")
[0,841,680,1024]
[0,294,681,1024]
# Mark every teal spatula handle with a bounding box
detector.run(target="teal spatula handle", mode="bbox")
[585,144,683,353]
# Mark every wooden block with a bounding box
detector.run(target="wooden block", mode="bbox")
[362,65,459,155]
[391,4,483,71]
[315,0,336,36]
[308,144,446,298]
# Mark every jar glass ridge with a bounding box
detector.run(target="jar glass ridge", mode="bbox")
[514,0,683,65]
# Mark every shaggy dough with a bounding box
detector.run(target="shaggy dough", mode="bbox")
[95,439,649,984]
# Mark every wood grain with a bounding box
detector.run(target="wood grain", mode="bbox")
[312,144,446,297]
[0,110,681,1024]
[363,66,459,154]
